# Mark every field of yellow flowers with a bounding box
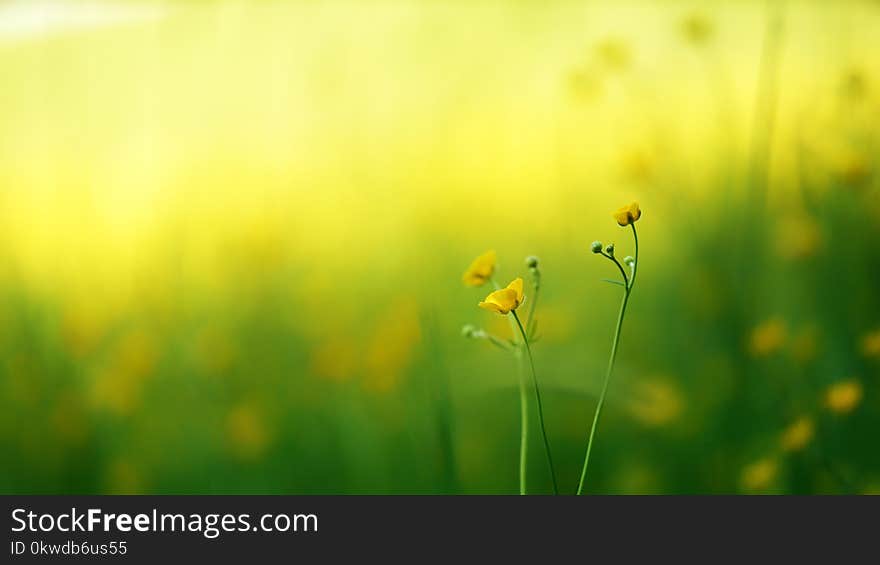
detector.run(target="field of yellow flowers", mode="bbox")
[0,0,878,494]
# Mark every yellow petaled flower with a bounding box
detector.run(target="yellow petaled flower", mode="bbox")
[462,250,497,287]
[478,278,525,315]
[780,417,815,452]
[613,202,641,226]
[825,380,863,414]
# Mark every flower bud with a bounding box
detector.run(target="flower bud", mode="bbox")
[525,255,540,269]
[605,243,615,256]
[624,256,635,267]
[461,324,479,338]
[590,241,603,254]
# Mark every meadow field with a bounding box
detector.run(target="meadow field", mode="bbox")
[1,0,878,494]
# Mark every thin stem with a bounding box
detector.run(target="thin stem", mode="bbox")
[517,350,528,495]
[526,278,540,338]
[630,224,639,288]
[576,224,638,495]
[485,333,514,352]
[492,277,529,493]
[601,252,629,288]
[512,310,559,495]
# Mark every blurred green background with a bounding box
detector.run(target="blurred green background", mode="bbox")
[1,0,878,494]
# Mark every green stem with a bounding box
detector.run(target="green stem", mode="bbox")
[601,252,629,288]
[517,350,528,495]
[492,277,529,494]
[630,224,639,287]
[576,224,639,495]
[526,283,539,338]
[512,310,559,495]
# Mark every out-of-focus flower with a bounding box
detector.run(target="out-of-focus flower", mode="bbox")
[595,38,631,71]
[775,215,822,260]
[311,338,359,382]
[51,393,89,446]
[613,465,659,493]
[861,329,880,358]
[748,318,787,357]
[192,327,237,376]
[60,303,111,359]
[568,66,603,102]
[104,459,144,494]
[613,202,641,227]
[621,150,655,183]
[835,153,873,188]
[740,458,778,491]
[535,305,576,342]
[825,380,863,414]
[780,417,815,452]
[790,325,820,365]
[462,250,497,287]
[626,377,684,427]
[680,13,715,45]
[841,69,868,100]
[226,402,270,460]
[90,330,159,414]
[478,278,524,315]
[364,298,422,392]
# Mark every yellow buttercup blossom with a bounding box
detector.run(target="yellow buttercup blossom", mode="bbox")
[478,278,524,315]
[613,202,641,226]
[780,417,815,452]
[462,250,497,287]
[825,380,863,414]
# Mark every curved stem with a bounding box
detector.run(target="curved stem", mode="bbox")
[601,252,629,288]
[576,225,638,495]
[576,289,629,494]
[486,333,514,352]
[630,224,639,288]
[512,310,559,495]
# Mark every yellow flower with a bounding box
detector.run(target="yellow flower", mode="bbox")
[740,458,778,492]
[861,329,880,358]
[825,380,863,414]
[226,402,271,460]
[595,38,631,71]
[780,417,815,452]
[613,202,641,226]
[790,325,820,364]
[626,377,684,427]
[748,318,787,357]
[462,250,497,287]
[680,13,715,45]
[478,278,524,315]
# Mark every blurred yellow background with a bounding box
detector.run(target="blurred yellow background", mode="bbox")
[1,0,878,493]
